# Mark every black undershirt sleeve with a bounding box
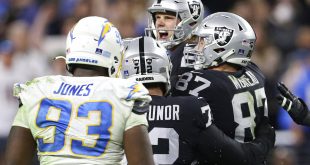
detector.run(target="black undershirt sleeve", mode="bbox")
[196,125,272,165]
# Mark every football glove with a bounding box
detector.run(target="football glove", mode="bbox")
[250,117,275,164]
[277,82,310,125]
[255,116,275,149]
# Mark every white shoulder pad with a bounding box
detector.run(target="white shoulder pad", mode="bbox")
[13,83,27,98]
[121,80,152,114]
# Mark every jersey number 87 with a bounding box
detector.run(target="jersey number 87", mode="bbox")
[176,72,267,142]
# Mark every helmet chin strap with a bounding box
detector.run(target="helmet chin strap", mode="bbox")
[53,56,71,73]
[161,34,186,49]
[114,53,124,78]
[210,49,235,67]
[164,65,171,95]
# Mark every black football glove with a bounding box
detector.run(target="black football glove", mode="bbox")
[277,82,310,125]
[246,117,275,164]
[255,116,275,150]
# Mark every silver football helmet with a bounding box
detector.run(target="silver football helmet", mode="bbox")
[145,0,204,49]
[122,36,171,94]
[184,12,256,69]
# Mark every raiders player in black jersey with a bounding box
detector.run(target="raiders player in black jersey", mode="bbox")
[145,0,205,89]
[172,12,270,146]
[122,36,275,165]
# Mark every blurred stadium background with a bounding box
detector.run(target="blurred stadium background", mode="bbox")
[0,0,309,164]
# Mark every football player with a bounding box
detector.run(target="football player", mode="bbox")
[5,17,154,165]
[172,12,269,145]
[145,0,205,88]
[122,36,275,164]
[277,82,310,126]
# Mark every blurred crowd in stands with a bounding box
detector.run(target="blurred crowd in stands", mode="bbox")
[0,0,309,164]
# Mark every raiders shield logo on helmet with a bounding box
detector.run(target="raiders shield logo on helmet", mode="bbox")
[214,27,234,46]
[188,1,201,20]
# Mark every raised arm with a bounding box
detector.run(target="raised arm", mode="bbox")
[277,82,310,126]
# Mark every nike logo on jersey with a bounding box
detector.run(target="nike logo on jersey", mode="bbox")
[53,82,93,96]
[147,105,180,121]
[228,71,259,89]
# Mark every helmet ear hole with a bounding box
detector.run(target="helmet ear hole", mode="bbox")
[238,24,244,31]
[110,66,115,76]
[214,48,225,53]
[189,21,197,26]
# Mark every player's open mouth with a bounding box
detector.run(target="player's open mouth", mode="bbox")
[158,30,169,40]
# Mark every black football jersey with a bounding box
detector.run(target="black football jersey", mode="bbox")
[171,62,268,142]
[147,95,211,164]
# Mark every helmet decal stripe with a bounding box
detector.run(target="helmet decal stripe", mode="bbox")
[70,30,76,43]
[69,24,77,43]
[98,22,112,46]
[139,37,146,75]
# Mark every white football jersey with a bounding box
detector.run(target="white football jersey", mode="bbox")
[13,75,151,165]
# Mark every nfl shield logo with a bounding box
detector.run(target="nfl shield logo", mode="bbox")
[124,70,129,76]
[188,1,201,20]
[214,27,234,46]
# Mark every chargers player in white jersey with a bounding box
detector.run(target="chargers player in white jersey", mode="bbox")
[5,17,154,165]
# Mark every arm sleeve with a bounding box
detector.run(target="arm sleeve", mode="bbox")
[125,113,148,131]
[302,111,310,126]
[12,105,29,128]
[295,99,310,126]
[196,125,271,165]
